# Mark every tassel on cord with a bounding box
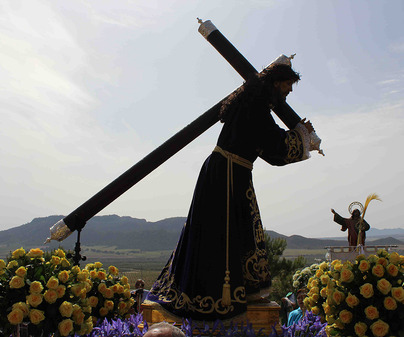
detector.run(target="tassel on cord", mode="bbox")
[222,270,231,306]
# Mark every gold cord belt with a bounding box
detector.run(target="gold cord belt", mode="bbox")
[212,145,253,306]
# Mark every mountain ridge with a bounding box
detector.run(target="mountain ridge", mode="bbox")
[0,215,402,252]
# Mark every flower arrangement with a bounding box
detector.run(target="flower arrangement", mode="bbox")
[304,261,331,320]
[304,249,404,337]
[84,261,135,322]
[0,247,133,337]
[292,264,320,292]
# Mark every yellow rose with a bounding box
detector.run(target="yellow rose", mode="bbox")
[333,318,344,330]
[54,249,66,258]
[356,254,366,261]
[88,296,99,307]
[320,274,330,285]
[311,293,319,302]
[29,309,45,325]
[358,259,370,272]
[345,293,360,308]
[99,307,109,316]
[46,276,59,290]
[322,303,332,315]
[51,256,61,265]
[118,301,127,311]
[112,284,119,293]
[340,268,354,283]
[97,271,107,280]
[108,265,119,276]
[15,266,27,278]
[58,270,70,283]
[58,319,74,337]
[315,269,324,278]
[56,285,66,298]
[61,258,70,268]
[377,257,388,267]
[9,276,25,289]
[311,306,320,315]
[71,283,83,297]
[332,289,345,305]
[377,278,392,295]
[339,309,353,324]
[7,260,19,269]
[104,300,114,311]
[80,318,94,335]
[319,261,329,270]
[77,271,88,282]
[116,284,124,294]
[0,259,6,269]
[73,309,85,325]
[360,283,374,299]
[388,252,401,264]
[59,301,74,317]
[26,293,43,307]
[7,308,24,325]
[30,281,44,294]
[124,289,131,299]
[383,296,397,310]
[370,319,389,337]
[391,287,404,302]
[90,270,97,278]
[11,247,26,259]
[26,248,44,259]
[121,276,129,285]
[12,302,29,317]
[85,263,95,270]
[354,322,368,337]
[98,283,107,293]
[94,262,103,269]
[104,287,114,299]
[44,289,58,304]
[71,265,80,274]
[303,298,310,310]
[333,262,343,272]
[386,263,398,277]
[364,305,379,320]
[372,264,385,278]
[310,278,318,287]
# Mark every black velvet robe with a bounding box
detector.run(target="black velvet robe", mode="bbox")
[146,105,307,323]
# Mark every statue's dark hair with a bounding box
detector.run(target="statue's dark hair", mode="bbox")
[219,64,300,122]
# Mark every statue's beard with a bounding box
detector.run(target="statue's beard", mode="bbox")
[270,88,286,106]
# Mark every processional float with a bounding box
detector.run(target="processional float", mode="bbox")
[45,19,324,266]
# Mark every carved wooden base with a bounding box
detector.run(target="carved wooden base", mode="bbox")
[140,301,281,335]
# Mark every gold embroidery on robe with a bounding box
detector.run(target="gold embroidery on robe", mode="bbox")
[285,130,304,163]
[243,180,271,288]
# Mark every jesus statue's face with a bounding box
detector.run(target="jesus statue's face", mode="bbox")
[274,79,295,99]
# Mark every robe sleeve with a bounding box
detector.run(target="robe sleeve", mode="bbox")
[255,112,311,166]
[333,213,348,231]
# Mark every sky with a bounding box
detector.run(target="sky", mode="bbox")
[1,0,403,238]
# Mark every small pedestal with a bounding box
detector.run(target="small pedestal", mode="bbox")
[141,301,281,335]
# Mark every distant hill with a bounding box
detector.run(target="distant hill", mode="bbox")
[0,215,187,252]
[0,215,402,253]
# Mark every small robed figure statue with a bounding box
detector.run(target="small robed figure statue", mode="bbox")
[331,202,370,247]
